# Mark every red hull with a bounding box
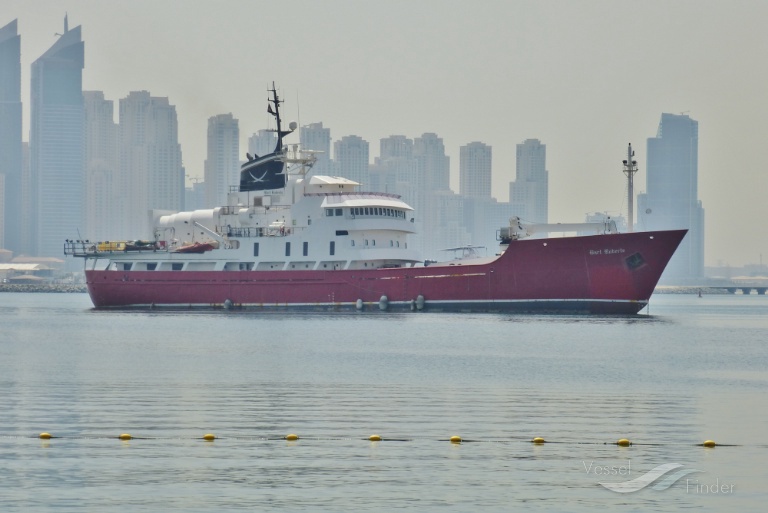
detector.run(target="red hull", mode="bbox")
[84,230,686,314]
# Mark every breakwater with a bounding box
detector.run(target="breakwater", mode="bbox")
[0,283,87,293]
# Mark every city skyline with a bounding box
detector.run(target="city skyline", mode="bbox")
[2,1,767,267]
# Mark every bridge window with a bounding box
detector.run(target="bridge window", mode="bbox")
[326,208,334,216]
[335,208,343,216]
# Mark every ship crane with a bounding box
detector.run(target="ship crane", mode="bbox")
[498,216,618,243]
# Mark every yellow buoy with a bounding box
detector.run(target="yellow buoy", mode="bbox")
[203,433,216,441]
[118,433,133,441]
[702,440,717,448]
[285,433,299,441]
[532,437,546,444]
[369,434,382,442]
[617,438,631,447]
[450,435,462,444]
[39,432,52,440]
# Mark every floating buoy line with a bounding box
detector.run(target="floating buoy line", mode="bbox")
[0,433,746,448]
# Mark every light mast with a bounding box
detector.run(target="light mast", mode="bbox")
[622,143,638,232]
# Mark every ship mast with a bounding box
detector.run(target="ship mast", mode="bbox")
[622,143,638,232]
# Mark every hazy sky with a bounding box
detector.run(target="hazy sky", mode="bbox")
[6,0,767,267]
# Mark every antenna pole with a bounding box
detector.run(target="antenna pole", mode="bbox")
[622,143,638,232]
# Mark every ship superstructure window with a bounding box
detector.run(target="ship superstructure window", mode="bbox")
[303,242,308,256]
[349,207,406,218]
[336,230,348,236]
[172,263,183,271]
[285,242,291,256]
[253,242,259,257]
[147,263,157,271]
[335,208,343,216]
[330,241,335,255]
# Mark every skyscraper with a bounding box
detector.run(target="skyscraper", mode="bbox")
[119,91,184,238]
[30,17,85,258]
[370,135,422,254]
[414,133,452,256]
[83,91,118,241]
[510,138,548,223]
[372,135,419,209]
[300,122,331,174]
[204,113,239,207]
[0,19,22,254]
[459,142,492,198]
[334,135,369,186]
[248,129,277,159]
[638,113,704,282]
[414,133,450,193]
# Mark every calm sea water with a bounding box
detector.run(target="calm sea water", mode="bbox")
[1,292,766,512]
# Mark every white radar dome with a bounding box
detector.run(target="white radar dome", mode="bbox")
[289,121,298,130]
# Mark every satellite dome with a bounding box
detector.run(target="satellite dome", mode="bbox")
[289,121,298,130]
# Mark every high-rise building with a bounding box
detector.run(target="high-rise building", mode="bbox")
[459,142,492,198]
[83,91,118,241]
[334,135,369,186]
[248,129,277,159]
[414,133,450,193]
[119,91,184,238]
[510,138,548,223]
[30,17,85,258]
[380,135,413,160]
[414,133,451,256]
[638,113,704,282]
[370,135,422,254]
[372,135,419,208]
[300,122,331,174]
[0,19,22,254]
[204,113,239,207]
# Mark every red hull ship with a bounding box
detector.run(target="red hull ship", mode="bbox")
[80,229,685,314]
[66,85,685,314]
